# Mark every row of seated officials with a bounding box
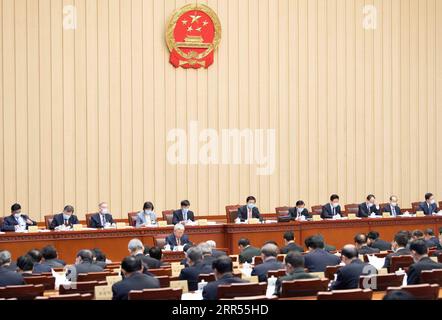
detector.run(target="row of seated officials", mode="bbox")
[1,192,441,232]
[0,227,442,300]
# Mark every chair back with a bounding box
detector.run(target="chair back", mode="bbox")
[0,217,4,227]
[310,205,323,215]
[217,282,267,299]
[128,287,182,300]
[439,201,442,211]
[225,205,241,223]
[344,204,359,215]
[154,235,168,249]
[411,202,421,213]
[59,281,106,295]
[280,278,329,297]
[253,256,263,265]
[77,272,112,282]
[267,269,286,278]
[24,276,56,290]
[0,284,45,300]
[148,268,172,277]
[324,265,342,281]
[362,252,389,262]
[390,255,414,272]
[44,215,54,229]
[85,213,94,228]
[420,269,442,286]
[317,288,373,300]
[161,210,174,225]
[155,276,170,288]
[222,295,278,300]
[198,273,216,282]
[275,206,290,222]
[128,212,138,227]
[359,273,404,291]
[386,284,440,300]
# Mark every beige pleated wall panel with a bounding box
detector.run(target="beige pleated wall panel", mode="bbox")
[0,0,441,220]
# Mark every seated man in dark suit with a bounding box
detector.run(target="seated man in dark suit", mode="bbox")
[407,239,442,285]
[238,238,261,264]
[128,238,161,271]
[206,240,227,258]
[92,248,108,269]
[16,255,35,277]
[49,205,79,230]
[354,233,380,255]
[280,231,304,254]
[237,196,261,222]
[251,243,284,282]
[199,242,216,267]
[1,203,37,232]
[179,246,212,291]
[303,235,341,272]
[172,200,195,225]
[274,252,318,296]
[90,202,115,229]
[288,200,311,221]
[331,245,376,290]
[66,249,104,281]
[382,195,402,217]
[40,245,66,268]
[202,256,248,300]
[0,250,25,286]
[147,247,163,266]
[418,193,439,215]
[112,256,160,300]
[424,228,441,249]
[26,249,52,273]
[321,194,342,219]
[367,231,392,251]
[383,232,412,269]
[357,194,381,218]
[165,224,190,251]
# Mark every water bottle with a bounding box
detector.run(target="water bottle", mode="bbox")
[198,280,207,291]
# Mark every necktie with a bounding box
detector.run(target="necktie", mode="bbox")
[248,208,252,219]
[332,207,335,216]
[183,211,187,221]
[177,238,181,246]
[101,214,105,226]
[392,206,396,217]
[64,219,68,226]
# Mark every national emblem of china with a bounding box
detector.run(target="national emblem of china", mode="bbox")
[166,3,221,69]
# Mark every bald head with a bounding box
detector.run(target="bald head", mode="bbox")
[340,244,358,265]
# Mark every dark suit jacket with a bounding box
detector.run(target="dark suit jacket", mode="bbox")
[426,237,441,249]
[172,209,195,225]
[211,250,227,258]
[357,203,381,218]
[239,246,261,264]
[202,273,248,300]
[304,249,341,272]
[251,257,284,282]
[280,242,304,254]
[33,263,52,274]
[237,205,261,222]
[179,262,213,291]
[67,262,104,280]
[165,234,190,249]
[90,213,115,228]
[201,255,216,268]
[370,239,392,251]
[0,266,25,287]
[321,203,342,219]
[1,215,37,232]
[358,245,380,255]
[383,248,411,268]
[112,272,160,300]
[407,257,442,285]
[274,267,317,295]
[135,253,162,270]
[418,202,438,215]
[41,258,65,268]
[288,208,311,220]
[331,259,375,290]
[49,213,80,230]
[382,204,402,217]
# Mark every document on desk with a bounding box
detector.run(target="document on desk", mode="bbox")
[367,255,385,270]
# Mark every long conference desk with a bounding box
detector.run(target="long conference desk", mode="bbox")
[1,216,441,263]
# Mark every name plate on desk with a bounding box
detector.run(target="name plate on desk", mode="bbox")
[242,275,259,283]
[248,218,260,224]
[116,222,127,229]
[157,221,167,227]
[312,215,322,221]
[28,226,39,233]
[72,224,83,231]
[106,275,122,287]
[197,219,208,226]
[347,214,357,220]
[170,280,188,293]
[378,268,388,275]
[382,212,391,218]
[171,262,185,277]
[310,272,325,278]
[95,285,112,300]
[415,211,425,217]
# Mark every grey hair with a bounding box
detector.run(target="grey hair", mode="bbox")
[128,238,144,252]
[186,246,203,263]
[0,250,12,266]
[174,223,185,231]
[198,242,212,255]
[206,240,216,248]
[261,243,279,257]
